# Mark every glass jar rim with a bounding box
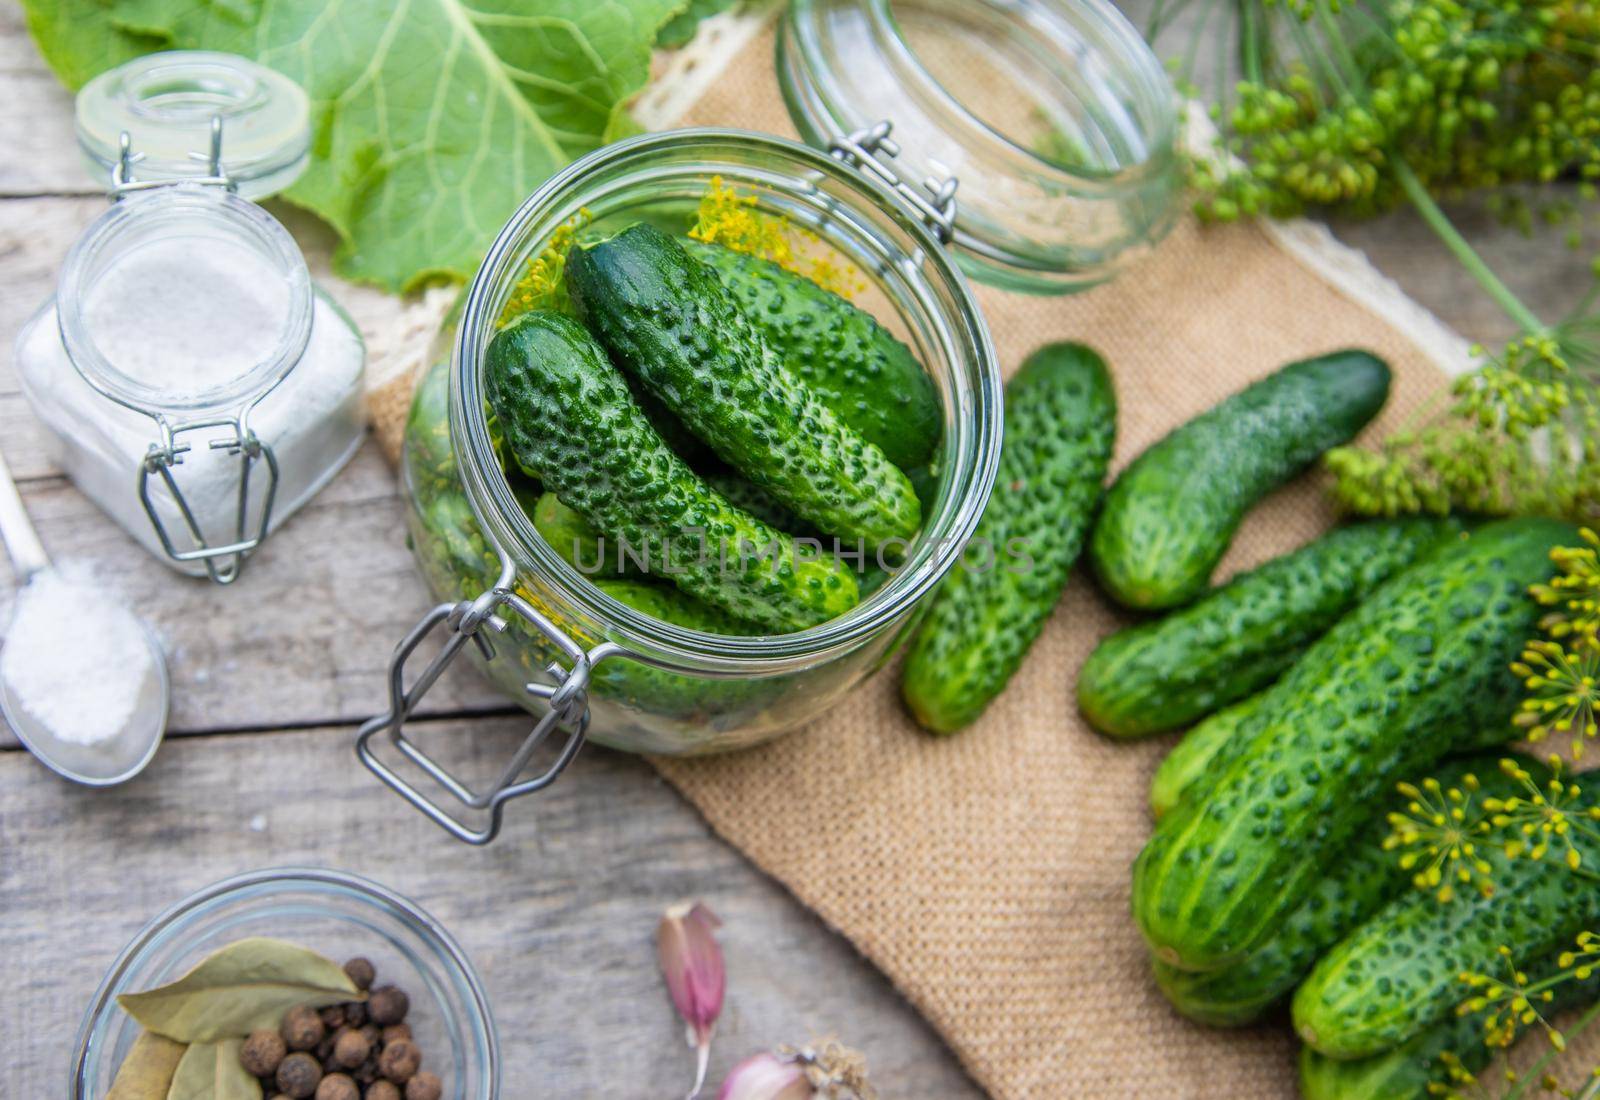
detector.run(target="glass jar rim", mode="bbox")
[450,128,1001,671]
[56,183,314,416]
[70,866,500,1098]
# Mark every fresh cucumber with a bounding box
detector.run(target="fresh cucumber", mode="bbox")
[486,310,858,632]
[1294,762,1600,1058]
[1153,753,1521,1027]
[595,579,759,636]
[1131,518,1573,972]
[533,491,630,579]
[683,238,942,470]
[566,224,921,550]
[1298,951,1600,1100]
[1090,351,1392,610]
[901,343,1116,734]
[1080,518,1461,738]
[1148,694,1267,820]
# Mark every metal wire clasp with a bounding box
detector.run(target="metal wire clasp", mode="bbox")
[355,552,618,845]
[139,413,280,585]
[110,116,236,199]
[829,120,959,243]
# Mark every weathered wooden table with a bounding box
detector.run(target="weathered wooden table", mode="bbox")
[0,3,1587,1095]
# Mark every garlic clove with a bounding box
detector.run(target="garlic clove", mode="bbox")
[716,1052,814,1100]
[658,901,725,1099]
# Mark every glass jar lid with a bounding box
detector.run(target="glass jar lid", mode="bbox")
[779,0,1182,294]
[75,51,311,200]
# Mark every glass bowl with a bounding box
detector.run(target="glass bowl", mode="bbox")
[70,867,498,1099]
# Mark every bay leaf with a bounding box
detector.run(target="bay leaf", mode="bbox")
[107,1031,185,1100]
[118,937,360,1043]
[166,1039,261,1100]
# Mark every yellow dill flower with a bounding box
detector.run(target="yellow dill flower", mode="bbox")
[1385,773,1495,902]
[497,209,592,327]
[1530,528,1600,641]
[1458,945,1563,1052]
[689,176,861,299]
[1513,638,1600,758]
[1481,756,1600,870]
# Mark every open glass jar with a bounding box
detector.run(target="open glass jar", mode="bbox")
[360,0,1177,842]
[13,52,366,583]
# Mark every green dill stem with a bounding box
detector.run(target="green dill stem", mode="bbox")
[1391,158,1549,338]
[1503,995,1600,1100]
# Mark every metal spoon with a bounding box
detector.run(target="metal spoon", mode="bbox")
[0,447,168,785]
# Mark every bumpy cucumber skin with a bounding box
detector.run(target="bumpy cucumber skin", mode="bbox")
[1131,518,1574,972]
[1080,518,1460,738]
[485,311,858,632]
[683,238,942,470]
[567,224,921,549]
[1091,351,1393,610]
[1152,754,1517,1027]
[1293,765,1600,1059]
[901,343,1116,734]
[1148,694,1267,821]
[1298,953,1600,1100]
[703,470,812,536]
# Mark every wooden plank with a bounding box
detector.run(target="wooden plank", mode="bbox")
[0,442,510,748]
[0,719,982,1098]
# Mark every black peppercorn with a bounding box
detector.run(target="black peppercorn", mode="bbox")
[366,1083,401,1100]
[333,1027,372,1069]
[282,1005,326,1051]
[343,1000,367,1027]
[314,1073,360,1100]
[355,1056,380,1085]
[343,957,376,991]
[320,1005,347,1030]
[240,1029,288,1077]
[405,1072,443,1100]
[377,1039,420,1083]
[379,1023,412,1047]
[275,1051,323,1099]
[367,986,409,1026]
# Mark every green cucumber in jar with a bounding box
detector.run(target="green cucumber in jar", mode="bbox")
[485,310,858,632]
[1080,518,1461,738]
[1131,517,1573,973]
[683,237,942,470]
[566,224,921,551]
[901,342,1116,734]
[1090,351,1392,610]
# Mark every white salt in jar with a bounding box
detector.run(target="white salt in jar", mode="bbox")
[13,52,366,582]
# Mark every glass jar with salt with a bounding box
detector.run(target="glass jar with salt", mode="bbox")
[13,51,366,583]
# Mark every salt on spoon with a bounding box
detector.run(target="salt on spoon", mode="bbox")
[0,445,168,784]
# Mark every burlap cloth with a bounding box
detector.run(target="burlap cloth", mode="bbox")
[367,26,1487,1100]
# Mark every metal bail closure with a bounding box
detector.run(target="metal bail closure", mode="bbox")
[138,412,280,586]
[828,120,958,244]
[111,116,236,200]
[356,553,619,845]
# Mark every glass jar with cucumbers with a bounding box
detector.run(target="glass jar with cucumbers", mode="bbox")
[359,0,1181,843]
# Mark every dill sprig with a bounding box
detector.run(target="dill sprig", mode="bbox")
[1384,772,1496,902]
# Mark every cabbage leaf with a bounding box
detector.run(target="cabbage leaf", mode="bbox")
[22,0,686,291]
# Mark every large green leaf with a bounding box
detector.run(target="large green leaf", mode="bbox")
[22,0,685,291]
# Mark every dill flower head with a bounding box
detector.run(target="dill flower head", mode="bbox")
[1458,945,1563,1052]
[497,209,592,327]
[1529,527,1600,641]
[1513,639,1600,758]
[1481,756,1600,870]
[1384,773,1495,902]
